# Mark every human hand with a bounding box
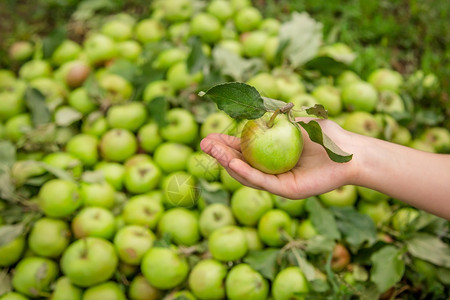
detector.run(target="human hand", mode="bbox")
[200,118,358,200]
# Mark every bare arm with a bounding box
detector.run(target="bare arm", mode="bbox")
[200,118,450,220]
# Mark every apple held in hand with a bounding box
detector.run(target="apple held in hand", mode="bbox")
[241,112,303,174]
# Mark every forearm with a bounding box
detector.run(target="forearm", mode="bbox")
[349,133,450,220]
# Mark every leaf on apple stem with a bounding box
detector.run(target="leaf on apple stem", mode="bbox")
[304,104,328,119]
[199,82,266,120]
[298,120,353,163]
[261,97,288,111]
[25,87,52,126]
[370,245,405,293]
[147,96,169,128]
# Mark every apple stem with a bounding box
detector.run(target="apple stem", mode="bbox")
[267,103,294,128]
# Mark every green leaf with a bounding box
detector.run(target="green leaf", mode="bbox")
[42,27,66,59]
[147,96,168,128]
[305,197,340,240]
[405,232,450,268]
[331,206,377,250]
[305,104,328,119]
[131,61,165,101]
[54,107,83,127]
[370,245,405,293]
[305,56,348,76]
[107,59,140,83]
[36,162,74,182]
[197,180,230,206]
[278,12,323,68]
[212,47,262,82]
[0,223,24,247]
[199,82,266,120]
[262,97,288,112]
[0,141,16,168]
[305,235,336,254]
[153,232,172,248]
[298,120,353,163]
[0,269,12,295]
[244,248,280,281]
[288,248,316,281]
[187,37,209,74]
[25,87,51,126]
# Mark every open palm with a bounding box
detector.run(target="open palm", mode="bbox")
[200,118,357,200]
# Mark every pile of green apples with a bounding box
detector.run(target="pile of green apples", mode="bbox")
[1,0,449,299]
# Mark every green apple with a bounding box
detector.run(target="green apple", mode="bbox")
[10,160,46,186]
[124,161,162,194]
[114,225,155,265]
[98,73,133,103]
[160,0,193,22]
[154,142,193,173]
[220,168,243,192]
[341,81,378,112]
[200,111,236,138]
[168,22,191,43]
[117,40,142,61]
[391,126,412,146]
[343,111,381,138]
[231,186,273,226]
[207,0,233,22]
[38,179,81,218]
[153,48,188,70]
[0,292,29,300]
[30,77,66,104]
[12,257,58,298]
[80,181,116,208]
[94,162,125,191]
[83,281,126,300]
[143,80,175,102]
[4,113,32,142]
[218,39,243,56]
[357,200,391,226]
[241,112,303,174]
[257,209,292,247]
[100,129,138,162]
[122,194,165,229]
[158,207,200,246]
[138,122,163,153]
[311,85,342,116]
[226,263,269,300]
[52,40,82,66]
[187,151,221,181]
[190,13,222,44]
[274,71,305,102]
[0,88,26,121]
[81,114,109,137]
[331,243,351,272]
[160,108,199,144]
[319,185,357,207]
[272,266,309,300]
[28,218,70,258]
[264,37,281,64]
[242,227,264,250]
[51,277,83,300]
[66,133,99,167]
[9,41,34,62]
[0,235,26,266]
[189,259,227,299]
[199,203,235,237]
[166,62,203,91]
[84,34,117,65]
[107,102,147,132]
[376,90,405,114]
[234,7,262,32]
[419,127,450,152]
[141,246,189,290]
[367,68,403,92]
[336,70,361,87]
[261,18,281,35]
[246,72,280,99]
[296,218,318,240]
[290,94,319,118]
[408,139,435,152]
[61,237,118,287]
[71,206,116,239]
[272,195,306,217]
[241,30,268,57]
[101,19,134,42]
[162,171,199,208]
[128,274,161,300]
[135,19,166,43]
[391,207,419,232]
[208,225,248,261]
[42,152,82,179]
[19,60,52,81]
[356,186,389,203]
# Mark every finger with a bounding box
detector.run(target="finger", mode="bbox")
[203,133,241,151]
[200,137,241,168]
[228,158,285,196]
